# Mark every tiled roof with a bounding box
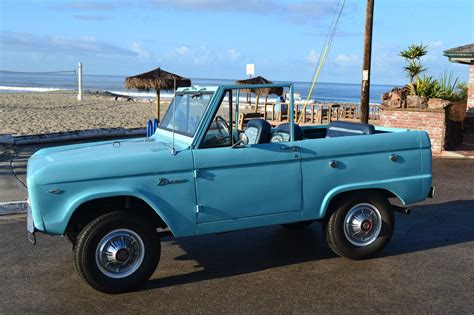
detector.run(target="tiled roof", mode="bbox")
[444,44,474,57]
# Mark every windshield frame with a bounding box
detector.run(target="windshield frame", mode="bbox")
[158,89,216,138]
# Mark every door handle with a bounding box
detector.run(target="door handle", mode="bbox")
[280,145,299,152]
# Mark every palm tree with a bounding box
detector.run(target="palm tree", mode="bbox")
[399,44,428,83]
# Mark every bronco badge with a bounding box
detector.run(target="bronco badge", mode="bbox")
[156,178,188,186]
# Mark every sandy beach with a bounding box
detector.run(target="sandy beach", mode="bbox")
[0,91,278,136]
[0,90,364,137]
[0,91,171,136]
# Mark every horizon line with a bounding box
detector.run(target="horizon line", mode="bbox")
[0,70,402,87]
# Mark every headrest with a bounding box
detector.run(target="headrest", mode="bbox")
[275,123,304,141]
[245,119,272,144]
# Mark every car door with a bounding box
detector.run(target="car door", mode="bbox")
[192,141,302,227]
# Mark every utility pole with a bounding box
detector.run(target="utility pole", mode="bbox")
[360,0,374,124]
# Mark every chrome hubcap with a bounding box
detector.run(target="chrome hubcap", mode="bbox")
[343,203,382,246]
[95,229,145,278]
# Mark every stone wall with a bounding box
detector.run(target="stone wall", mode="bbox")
[379,108,446,154]
[469,62,474,109]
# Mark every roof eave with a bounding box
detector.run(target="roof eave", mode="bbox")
[445,56,474,65]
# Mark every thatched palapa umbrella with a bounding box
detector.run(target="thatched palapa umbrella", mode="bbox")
[125,67,191,121]
[235,76,283,113]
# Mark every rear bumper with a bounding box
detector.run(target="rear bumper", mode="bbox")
[27,203,36,245]
[428,186,435,198]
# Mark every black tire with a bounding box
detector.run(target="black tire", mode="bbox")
[324,192,394,260]
[281,221,313,230]
[74,211,160,293]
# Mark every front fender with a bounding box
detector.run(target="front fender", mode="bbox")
[68,190,176,234]
[39,185,193,237]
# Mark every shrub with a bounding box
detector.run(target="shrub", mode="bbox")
[414,75,436,97]
[456,82,468,101]
[432,72,458,101]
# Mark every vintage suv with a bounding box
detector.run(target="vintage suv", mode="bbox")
[27,83,434,293]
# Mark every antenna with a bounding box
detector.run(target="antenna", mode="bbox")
[171,78,177,155]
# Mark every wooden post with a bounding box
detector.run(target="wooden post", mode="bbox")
[156,89,160,121]
[254,94,260,113]
[264,95,269,119]
[360,0,374,124]
[77,62,83,101]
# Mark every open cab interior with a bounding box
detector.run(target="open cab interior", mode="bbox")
[156,83,390,150]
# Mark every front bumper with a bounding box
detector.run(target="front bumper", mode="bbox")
[27,203,36,245]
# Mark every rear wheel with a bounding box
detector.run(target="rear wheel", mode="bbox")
[74,211,160,293]
[324,193,394,260]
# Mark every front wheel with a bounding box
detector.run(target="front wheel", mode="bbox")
[74,211,160,293]
[324,193,394,260]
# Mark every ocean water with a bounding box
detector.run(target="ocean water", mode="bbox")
[0,70,393,104]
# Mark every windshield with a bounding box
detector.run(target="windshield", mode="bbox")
[159,91,214,137]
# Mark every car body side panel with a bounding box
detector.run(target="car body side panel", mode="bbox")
[192,142,302,226]
[299,130,432,220]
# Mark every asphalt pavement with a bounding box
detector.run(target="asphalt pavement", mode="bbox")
[0,156,473,313]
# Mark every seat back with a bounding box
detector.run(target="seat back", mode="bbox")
[271,122,304,142]
[244,119,272,144]
[326,121,375,138]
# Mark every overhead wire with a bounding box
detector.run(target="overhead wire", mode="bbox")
[297,0,345,124]
[0,70,76,74]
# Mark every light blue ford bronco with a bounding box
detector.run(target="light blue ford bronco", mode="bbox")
[27,83,434,293]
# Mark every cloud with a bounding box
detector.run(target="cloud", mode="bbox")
[334,53,360,67]
[226,48,241,61]
[55,1,116,10]
[306,50,320,65]
[424,40,446,62]
[162,45,242,67]
[148,0,273,12]
[131,42,150,59]
[284,0,336,23]
[60,0,343,25]
[0,31,138,57]
[192,46,214,65]
[429,40,444,49]
[72,15,110,21]
[175,46,190,56]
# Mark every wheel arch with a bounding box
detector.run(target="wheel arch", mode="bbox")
[64,192,175,242]
[320,187,403,221]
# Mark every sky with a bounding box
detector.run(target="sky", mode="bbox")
[0,0,473,85]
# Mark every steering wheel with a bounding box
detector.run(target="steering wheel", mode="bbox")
[215,116,230,140]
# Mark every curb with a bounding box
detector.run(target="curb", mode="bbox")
[438,151,474,159]
[0,134,14,145]
[0,201,28,216]
[0,128,146,145]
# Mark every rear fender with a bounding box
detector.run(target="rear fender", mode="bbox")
[319,180,416,218]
